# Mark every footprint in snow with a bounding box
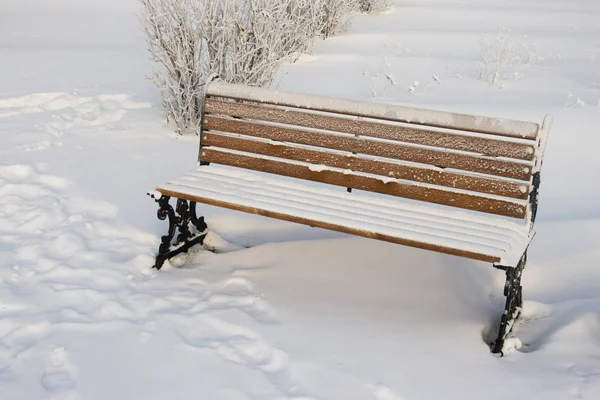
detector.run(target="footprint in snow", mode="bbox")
[207,277,279,323]
[0,321,53,379]
[0,91,152,148]
[178,315,313,399]
[40,346,79,395]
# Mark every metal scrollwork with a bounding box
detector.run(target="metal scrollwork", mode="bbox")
[190,201,208,233]
[175,199,193,244]
[148,194,208,270]
[156,195,176,257]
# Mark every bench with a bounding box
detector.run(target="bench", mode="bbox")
[148,81,552,354]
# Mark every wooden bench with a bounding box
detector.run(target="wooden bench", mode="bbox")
[148,81,552,354]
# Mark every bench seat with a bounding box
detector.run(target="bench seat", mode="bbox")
[157,165,532,267]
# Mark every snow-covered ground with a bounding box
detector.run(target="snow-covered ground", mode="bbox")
[1,0,600,399]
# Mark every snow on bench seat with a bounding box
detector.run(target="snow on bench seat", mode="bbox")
[157,165,532,267]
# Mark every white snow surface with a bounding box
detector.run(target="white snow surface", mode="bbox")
[1,0,600,399]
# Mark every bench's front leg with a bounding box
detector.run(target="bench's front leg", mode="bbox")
[149,194,208,270]
[491,252,526,355]
[156,195,176,264]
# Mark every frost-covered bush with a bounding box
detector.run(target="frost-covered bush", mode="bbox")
[317,0,357,38]
[477,28,543,86]
[357,0,392,13]
[317,0,392,39]
[140,0,330,135]
[140,0,204,134]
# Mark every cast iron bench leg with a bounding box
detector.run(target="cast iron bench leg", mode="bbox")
[492,251,527,355]
[149,194,208,270]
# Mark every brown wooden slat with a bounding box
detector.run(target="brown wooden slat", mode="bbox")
[157,187,501,263]
[205,99,536,160]
[203,116,533,181]
[206,82,540,139]
[203,133,529,200]
[200,148,527,219]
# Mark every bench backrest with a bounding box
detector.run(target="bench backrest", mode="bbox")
[199,82,551,222]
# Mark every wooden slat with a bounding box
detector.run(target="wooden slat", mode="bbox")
[206,82,540,139]
[157,187,501,263]
[200,148,528,219]
[205,99,536,160]
[203,116,533,181]
[203,133,529,200]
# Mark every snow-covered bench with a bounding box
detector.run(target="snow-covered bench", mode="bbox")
[148,81,552,354]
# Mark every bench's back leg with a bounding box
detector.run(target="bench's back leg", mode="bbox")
[491,252,527,355]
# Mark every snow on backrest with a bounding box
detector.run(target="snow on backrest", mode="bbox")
[199,82,550,220]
